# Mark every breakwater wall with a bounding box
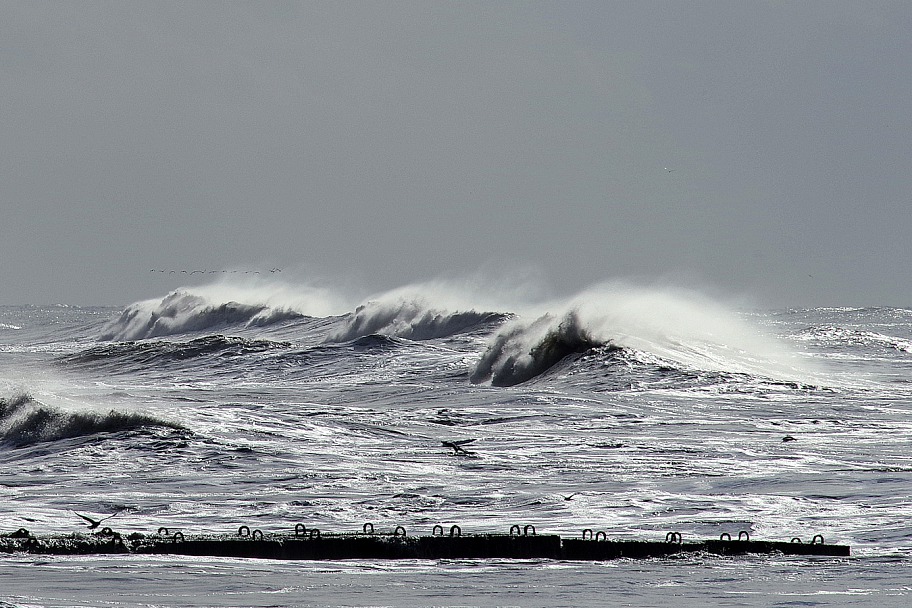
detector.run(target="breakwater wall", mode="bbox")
[0,524,850,560]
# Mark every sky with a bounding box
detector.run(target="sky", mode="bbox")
[1,1,910,307]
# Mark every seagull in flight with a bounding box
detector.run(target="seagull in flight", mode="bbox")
[561,493,579,501]
[441,439,476,456]
[73,510,121,530]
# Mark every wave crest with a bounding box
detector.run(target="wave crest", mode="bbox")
[0,394,186,447]
[327,299,507,342]
[470,283,815,386]
[100,290,306,340]
[470,311,606,386]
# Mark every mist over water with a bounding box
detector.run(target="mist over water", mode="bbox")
[2,277,911,606]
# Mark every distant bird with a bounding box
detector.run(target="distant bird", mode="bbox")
[561,493,578,501]
[442,439,476,455]
[664,167,676,173]
[782,435,797,443]
[73,510,121,530]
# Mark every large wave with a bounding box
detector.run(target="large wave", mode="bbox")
[0,394,186,447]
[470,311,608,386]
[327,298,507,342]
[470,283,817,386]
[100,282,350,341]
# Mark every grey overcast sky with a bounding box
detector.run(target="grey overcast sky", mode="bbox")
[1,1,910,307]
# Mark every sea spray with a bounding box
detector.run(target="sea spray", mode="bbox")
[98,278,816,384]
[327,299,506,342]
[471,282,817,385]
[100,280,353,340]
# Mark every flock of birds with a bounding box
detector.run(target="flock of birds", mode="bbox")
[149,268,283,276]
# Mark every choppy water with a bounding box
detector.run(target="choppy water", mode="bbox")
[1,282,911,606]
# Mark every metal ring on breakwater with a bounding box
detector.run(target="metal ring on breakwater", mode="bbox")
[238,525,251,537]
[739,531,750,541]
[509,525,521,536]
[157,527,169,536]
[394,526,406,537]
[309,528,321,539]
[363,523,374,535]
[665,532,682,545]
[252,529,264,541]
[812,534,825,545]
[582,528,594,540]
[432,525,444,536]
[791,537,802,543]
[595,531,607,542]
[449,525,461,537]
[294,523,307,537]
[172,531,184,543]
[720,532,732,541]
[524,525,536,536]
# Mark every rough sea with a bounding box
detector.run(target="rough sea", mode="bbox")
[1,281,911,607]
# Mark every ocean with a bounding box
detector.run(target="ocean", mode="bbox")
[1,281,910,607]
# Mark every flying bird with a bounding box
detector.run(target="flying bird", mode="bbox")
[561,493,579,501]
[441,439,476,455]
[73,510,121,530]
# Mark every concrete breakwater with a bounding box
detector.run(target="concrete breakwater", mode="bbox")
[0,524,850,560]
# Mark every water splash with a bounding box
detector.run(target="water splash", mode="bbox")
[471,282,817,386]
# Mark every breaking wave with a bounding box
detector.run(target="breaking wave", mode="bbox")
[93,280,816,388]
[471,284,815,386]
[470,312,608,386]
[0,394,186,447]
[326,298,507,342]
[100,289,313,340]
